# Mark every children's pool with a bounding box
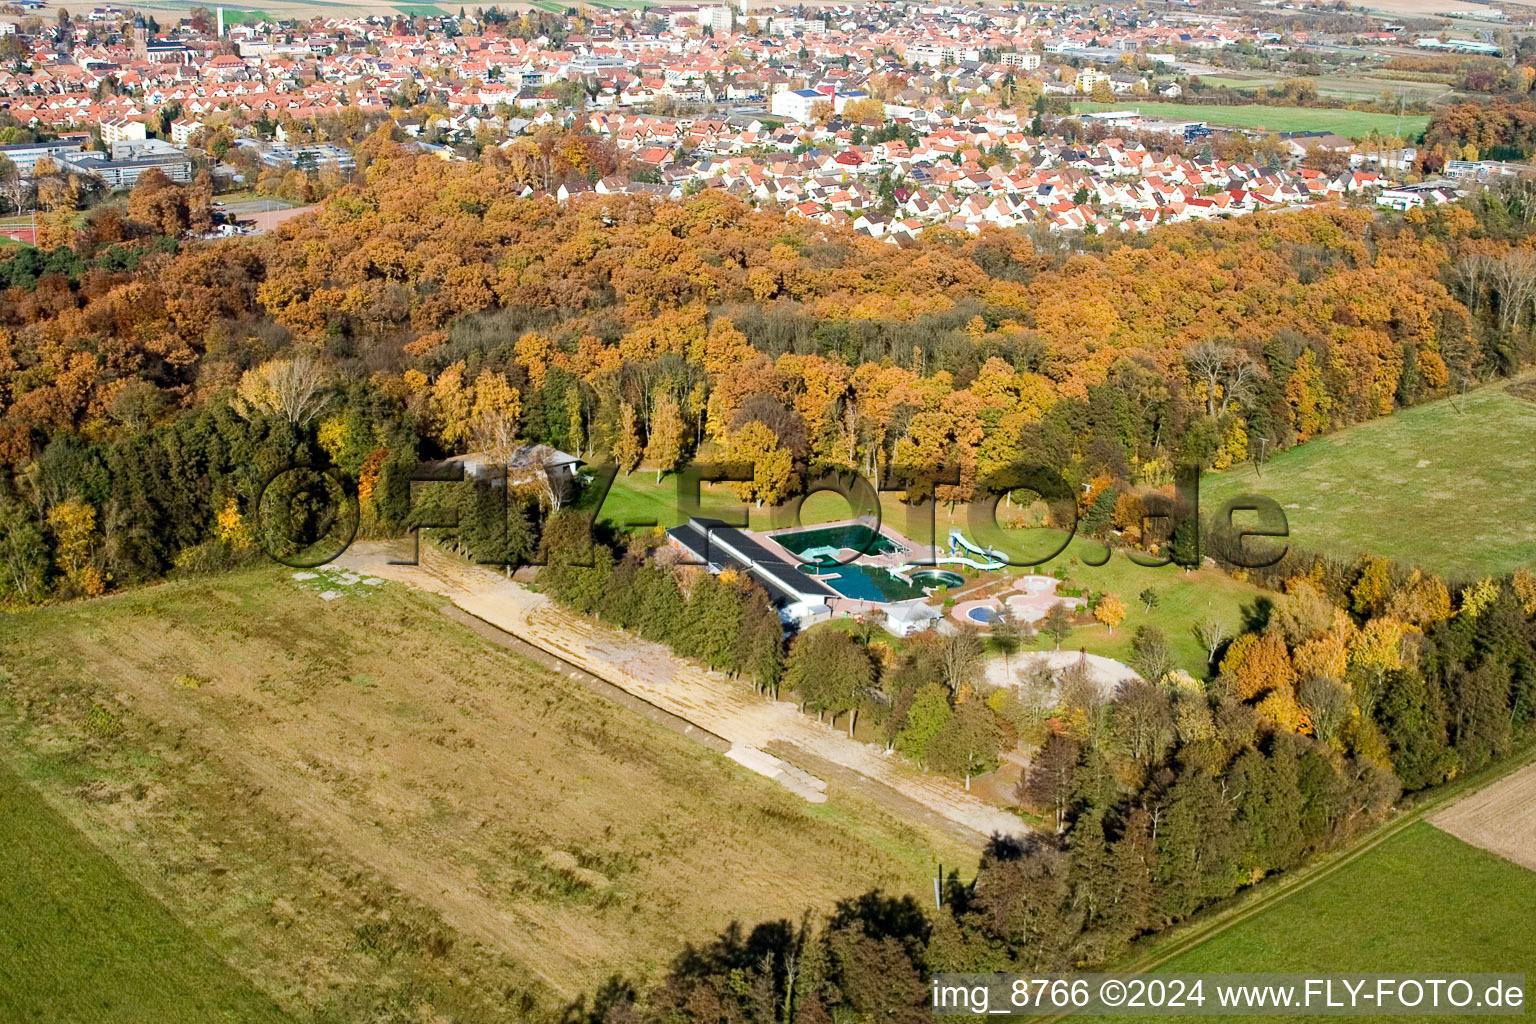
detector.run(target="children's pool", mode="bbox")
[909,569,964,589]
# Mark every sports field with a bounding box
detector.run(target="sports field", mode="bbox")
[219,8,275,24]
[1071,101,1431,139]
[1202,382,1536,581]
[0,568,972,1018]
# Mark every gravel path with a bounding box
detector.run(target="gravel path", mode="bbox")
[336,542,1028,842]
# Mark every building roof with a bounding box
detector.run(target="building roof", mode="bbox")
[667,517,836,607]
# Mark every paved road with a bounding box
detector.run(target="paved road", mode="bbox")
[336,542,1029,843]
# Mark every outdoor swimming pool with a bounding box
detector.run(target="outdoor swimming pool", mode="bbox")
[773,523,901,564]
[798,563,928,602]
[909,569,964,589]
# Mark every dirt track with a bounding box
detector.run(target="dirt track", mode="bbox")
[336,542,1030,842]
[1428,760,1536,871]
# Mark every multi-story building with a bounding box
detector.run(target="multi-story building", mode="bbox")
[100,117,148,145]
[771,88,824,123]
[999,51,1041,70]
[0,140,88,177]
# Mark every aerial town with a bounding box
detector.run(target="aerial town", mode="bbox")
[0,0,1516,241]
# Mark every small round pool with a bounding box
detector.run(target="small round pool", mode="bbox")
[966,606,998,624]
[910,569,965,589]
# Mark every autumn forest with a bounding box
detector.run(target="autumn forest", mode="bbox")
[5,129,1536,1022]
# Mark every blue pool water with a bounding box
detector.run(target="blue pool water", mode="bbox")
[798,563,927,602]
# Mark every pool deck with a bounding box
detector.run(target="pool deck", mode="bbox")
[949,575,1085,628]
[759,519,967,619]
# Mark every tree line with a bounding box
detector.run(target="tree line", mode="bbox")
[577,555,1535,1023]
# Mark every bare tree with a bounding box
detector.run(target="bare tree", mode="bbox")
[1192,616,1230,665]
[532,449,575,512]
[1113,679,1176,767]
[1454,250,1494,317]
[471,404,520,465]
[1298,676,1350,745]
[1218,350,1262,416]
[939,624,985,694]
[1493,250,1536,339]
[1186,341,1264,418]
[1184,341,1229,418]
[235,351,330,428]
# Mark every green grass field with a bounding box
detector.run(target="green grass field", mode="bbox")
[217,8,274,24]
[1025,534,1259,675]
[1071,101,1430,140]
[1097,822,1536,1023]
[1203,383,1536,581]
[0,762,291,1024]
[394,2,447,14]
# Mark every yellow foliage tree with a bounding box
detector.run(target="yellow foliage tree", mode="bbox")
[613,401,642,474]
[644,392,685,482]
[1256,685,1312,735]
[47,499,105,596]
[429,361,473,449]
[1459,577,1499,618]
[1512,568,1536,617]
[1222,631,1295,702]
[727,420,797,507]
[215,496,252,548]
[469,370,521,460]
[1093,592,1127,634]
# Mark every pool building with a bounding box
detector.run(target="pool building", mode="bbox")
[664,517,966,634]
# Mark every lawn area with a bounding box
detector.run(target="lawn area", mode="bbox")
[217,7,274,23]
[1071,101,1430,139]
[1202,382,1536,582]
[0,762,291,1024]
[0,567,973,1015]
[1098,822,1536,1023]
[1023,533,1260,676]
[600,475,1262,675]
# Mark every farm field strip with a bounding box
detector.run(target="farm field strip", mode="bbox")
[1026,743,1536,1023]
[1071,101,1430,138]
[1429,760,1536,872]
[0,761,293,1024]
[335,541,1031,841]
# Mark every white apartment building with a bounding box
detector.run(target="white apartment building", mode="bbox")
[100,117,149,144]
[170,117,205,146]
[771,87,824,122]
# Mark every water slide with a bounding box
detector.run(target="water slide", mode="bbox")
[894,532,1008,572]
[947,529,1008,569]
